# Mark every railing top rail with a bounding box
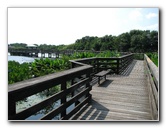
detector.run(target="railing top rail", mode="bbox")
[118,53,134,59]
[70,57,97,62]
[8,65,92,95]
[69,53,134,62]
[69,60,88,66]
[144,54,159,89]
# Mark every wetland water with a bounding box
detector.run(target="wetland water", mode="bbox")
[8,55,74,120]
[8,55,36,64]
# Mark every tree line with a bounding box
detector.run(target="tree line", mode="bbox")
[9,29,158,53]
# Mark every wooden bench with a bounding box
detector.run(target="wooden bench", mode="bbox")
[95,69,111,85]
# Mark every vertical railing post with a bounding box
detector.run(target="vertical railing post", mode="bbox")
[86,68,92,102]
[8,96,16,120]
[132,53,134,61]
[61,81,67,118]
[94,59,97,73]
[117,58,120,74]
[97,58,99,73]
[71,62,75,85]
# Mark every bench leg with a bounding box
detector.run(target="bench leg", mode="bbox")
[104,75,106,80]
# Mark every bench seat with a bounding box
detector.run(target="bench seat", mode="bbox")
[95,69,111,85]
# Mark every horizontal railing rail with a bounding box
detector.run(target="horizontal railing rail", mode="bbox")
[8,65,93,120]
[70,54,134,75]
[8,53,134,120]
[144,54,158,120]
[133,53,144,60]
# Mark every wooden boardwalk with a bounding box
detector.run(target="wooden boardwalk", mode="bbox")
[70,60,152,120]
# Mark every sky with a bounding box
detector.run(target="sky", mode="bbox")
[8,8,159,46]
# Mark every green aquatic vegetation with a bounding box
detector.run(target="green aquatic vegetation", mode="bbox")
[71,52,96,59]
[9,51,121,114]
[29,57,71,78]
[146,52,158,67]
[30,58,56,77]
[8,57,72,84]
[8,61,31,84]
[70,51,120,59]
[8,51,121,84]
[96,51,120,57]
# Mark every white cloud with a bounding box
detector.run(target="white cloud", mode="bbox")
[146,13,158,19]
[145,23,158,30]
[128,9,143,21]
[132,23,158,31]
[8,8,159,45]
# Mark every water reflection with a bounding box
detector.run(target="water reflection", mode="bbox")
[16,86,74,120]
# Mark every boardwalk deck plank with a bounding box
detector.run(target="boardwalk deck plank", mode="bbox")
[70,60,152,120]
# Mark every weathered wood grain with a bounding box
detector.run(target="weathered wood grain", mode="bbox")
[71,60,153,120]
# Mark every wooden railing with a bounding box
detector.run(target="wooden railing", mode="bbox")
[8,53,133,120]
[144,54,158,120]
[8,65,93,120]
[133,53,144,60]
[70,54,133,75]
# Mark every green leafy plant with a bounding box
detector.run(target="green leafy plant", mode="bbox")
[8,51,121,84]
[146,52,158,66]
[8,61,31,84]
[96,51,120,57]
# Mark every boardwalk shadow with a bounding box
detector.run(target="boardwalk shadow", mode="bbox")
[90,77,113,87]
[71,99,109,120]
[120,60,137,76]
[98,80,113,87]
[90,60,137,86]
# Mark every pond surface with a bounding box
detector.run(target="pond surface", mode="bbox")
[16,93,74,120]
[8,55,36,64]
[8,55,74,120]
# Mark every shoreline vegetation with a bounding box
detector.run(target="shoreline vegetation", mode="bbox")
[9,51,120,111]
[8,51,158,85]
[8,51,120,84]
[9,30,158,52]
[8,29,158,119]
[8,29,158,84]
